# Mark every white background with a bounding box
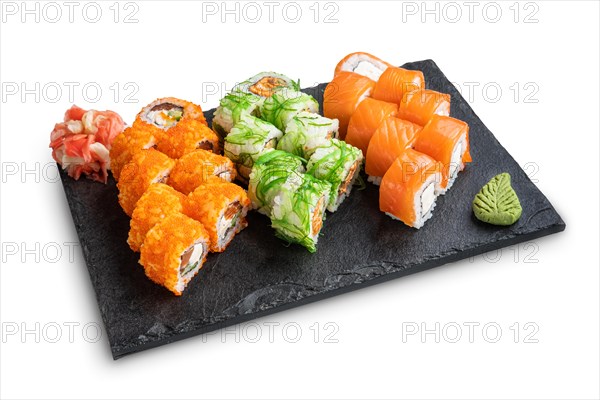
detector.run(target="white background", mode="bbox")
[1,1,599,399]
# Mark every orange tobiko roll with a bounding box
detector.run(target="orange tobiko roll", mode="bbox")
[323,71,375,139]
[117,148,176,216]
[398,89,451,127]
[345,97,398,156]
[365,117,422,184]
[109,126,160,181]
[184,177,251,253]
[169,149,237,195]
[156,120,220,159]
[128,183,186,252]
[371,67,425,105]
[139,212,210,296]
[134,97,207,133]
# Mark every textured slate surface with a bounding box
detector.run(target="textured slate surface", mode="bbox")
[59,60,565,359]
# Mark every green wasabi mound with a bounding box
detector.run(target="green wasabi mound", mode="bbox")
[473,173,522,226]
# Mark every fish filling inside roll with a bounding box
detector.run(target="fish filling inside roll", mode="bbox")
[217,201,245,249]
[250,77,287,97]
[179,241,207,280]
[146,103,184,129]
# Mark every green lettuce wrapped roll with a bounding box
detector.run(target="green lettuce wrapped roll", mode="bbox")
[224,116,283,181]
[233,72,300,98]
[270,173,331,253]
[212,92,263,138]
[277,112,339,158]
[248,150,305,215]
[306,139,363,212]
[261,91,319,131]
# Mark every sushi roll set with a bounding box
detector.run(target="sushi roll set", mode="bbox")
[325,52,472,228]
[49,56,475,295]
[215,72,363,252]
[106,98,249,295]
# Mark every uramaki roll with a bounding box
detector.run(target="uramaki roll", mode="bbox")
[117,148,176,216]
[365,117,422,185]
[128,183,186,252]
[224,115,283,182]
[139,212,210,296]
[413,115,471,193]
[277,112,339,159]
[169,149,236,195]
[323,71,375,139]
[379,149,442,229]
[270,174,331,253]
[109,126,159,181]
[306,139,363,212]
[334,52,393,82]
[345,97,398,156]
[248,150,305,215]
[260,91,319,132]
[156,120,220,159]
[184,177,251,252]
[212,92,263,138]
[371,67,425,105]
[398,89,451,127]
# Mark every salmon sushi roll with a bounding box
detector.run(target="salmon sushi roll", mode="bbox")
[185,177,251,252]
[380,149,442,229]
[365,117,422,185]
[135,97,207,134]
[323,71,375,139]
[117,148,176,216]
[128,183,186,252]
[109,126,159,181]
[156,120,220,159]
[334,52,393,81]
[371,67,425,105]
[139,212,210,296]
[345,97,398,156]
[168,149,236,195]
[398,89,451,127]
[413,115,471,193]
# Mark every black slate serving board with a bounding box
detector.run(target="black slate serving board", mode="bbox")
[60,60,565,359]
